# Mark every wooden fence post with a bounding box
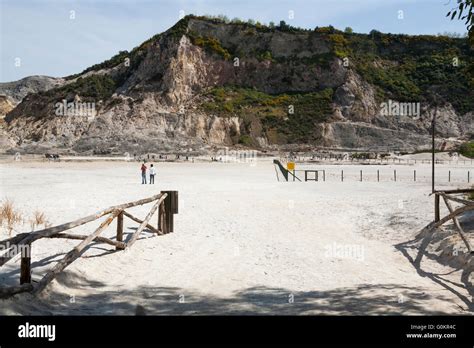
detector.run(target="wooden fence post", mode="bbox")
[158,199,165,233]
[435,194,440,222]
[20,243,31,285]
[160,191,178,233]
[377,170,380,182]
[414,170,416,182]
[116,211,124,250]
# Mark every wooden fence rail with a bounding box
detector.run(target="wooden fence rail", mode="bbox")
[432,189,473,254]
[0,191,178,298]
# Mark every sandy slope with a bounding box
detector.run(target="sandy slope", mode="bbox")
[0,160,472,315]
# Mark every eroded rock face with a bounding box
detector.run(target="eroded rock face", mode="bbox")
[2,17,473,154]
[0,96,15,117]
[334,70,378,123]
[0,76,65,104]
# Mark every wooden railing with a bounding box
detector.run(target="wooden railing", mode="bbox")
[432,188,473,253]
[0,191,178,298]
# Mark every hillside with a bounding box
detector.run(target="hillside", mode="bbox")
[3,16,473,154]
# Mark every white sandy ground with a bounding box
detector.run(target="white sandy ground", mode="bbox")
[0,159,472,315]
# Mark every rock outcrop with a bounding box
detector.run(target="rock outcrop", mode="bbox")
[0,75,65,104]
[2,16,473,154]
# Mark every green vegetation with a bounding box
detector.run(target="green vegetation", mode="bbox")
[328,33,351,58]
[263,89,333,143]
[168,16,192,38]
[238,135,254,146]
[201,87,289,117]
[200,86,334,143]
[467,190,474,200]
[185,15,310,34]
[257,50,273,61]
[460,141,474,158]
[349,33,473,114]
[354,57,422,101]
[45,75,117,101]
[446,0,473,30]
[314,26,339,34]
[189,35,231,60]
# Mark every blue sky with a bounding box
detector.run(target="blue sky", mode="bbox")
[0,0,469,82]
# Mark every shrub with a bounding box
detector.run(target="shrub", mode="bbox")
[460,141,474,158]
[258,51,273,61]
[190,35,231,60]
[0,199,23,236]
[30,210,50,231]
[239,135,253,146]
[467,188,474,201]
[47,74,118,101]
[329,34,351,58]
[314,26,337,34]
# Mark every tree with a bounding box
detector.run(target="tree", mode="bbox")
[279,20,290,31]
[446,1,474,88]
[217,14,230,23]
[446,0,473,30]
[344,27,353,34]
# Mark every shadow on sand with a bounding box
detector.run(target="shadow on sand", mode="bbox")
[395,224,473,313]
[0,267,460,315]
[1,223,472,315]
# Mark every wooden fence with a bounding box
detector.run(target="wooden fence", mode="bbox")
[432,188,473,254]
[0,191,178,298]
[291,156,474,166]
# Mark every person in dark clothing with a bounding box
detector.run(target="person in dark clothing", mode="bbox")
[141,163,147,184]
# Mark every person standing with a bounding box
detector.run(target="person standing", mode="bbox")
[141,162,147,184]
[149,164,156,184]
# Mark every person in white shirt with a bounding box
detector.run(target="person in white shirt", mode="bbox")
[149,164,157,184]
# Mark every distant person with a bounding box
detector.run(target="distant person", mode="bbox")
[141,163,147,184]
[149,164,156,184]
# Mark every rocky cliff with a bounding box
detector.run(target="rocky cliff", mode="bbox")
[2,16,473,154]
